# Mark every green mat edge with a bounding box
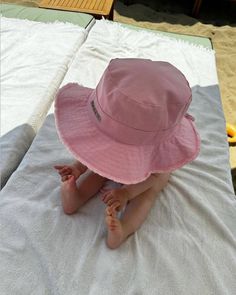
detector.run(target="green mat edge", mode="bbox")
[0,3,94,28]
[117,21,213,49]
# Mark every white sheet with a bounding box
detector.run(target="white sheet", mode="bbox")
[61,21,218,88]
[0,17,87,187]
[0,20,235,295]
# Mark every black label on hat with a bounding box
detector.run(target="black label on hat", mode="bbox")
[91,100,101,121]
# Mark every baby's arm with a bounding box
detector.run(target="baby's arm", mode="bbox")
[73,161,87,174]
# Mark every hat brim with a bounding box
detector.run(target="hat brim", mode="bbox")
[55,83,200,184]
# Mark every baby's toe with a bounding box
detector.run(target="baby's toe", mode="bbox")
[105,215,113,226]
[105,206,113,216]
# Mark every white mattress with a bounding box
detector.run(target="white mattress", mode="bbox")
[0,17,87,187]
[0,20,235,294]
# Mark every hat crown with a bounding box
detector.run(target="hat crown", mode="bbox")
[55,58,200,183]
[96,59,191,132]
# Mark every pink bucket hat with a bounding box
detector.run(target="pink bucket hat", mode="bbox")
[55,58,200,184]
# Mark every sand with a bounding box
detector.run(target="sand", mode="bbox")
[113,1,236,171]
[1,0,236,172]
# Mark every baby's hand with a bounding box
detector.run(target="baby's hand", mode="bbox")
[101,188,129,211]
[54,165,83,182]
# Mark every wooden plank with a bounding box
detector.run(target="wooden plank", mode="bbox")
[39,0,114,16]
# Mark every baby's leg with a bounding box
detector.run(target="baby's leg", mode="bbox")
[62,170,106,215]
[106,188,157,249]
[106,174,169,249]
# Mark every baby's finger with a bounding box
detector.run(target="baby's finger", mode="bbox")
[54,166,66,174]
[62,175,69,182]
[104,196,114,204]
[54,165,64,170]
[102,192,112,203]
[101,192,110,202]
[100,187,110,194]
[101,191,108,199]
[60,166,69,172]
[60,167,71,175]
[54,165,68,172]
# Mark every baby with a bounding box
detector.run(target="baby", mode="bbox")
[55,163,170,249]
[54,58,200,249]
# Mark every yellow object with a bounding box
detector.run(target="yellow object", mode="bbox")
[226,123,236,143]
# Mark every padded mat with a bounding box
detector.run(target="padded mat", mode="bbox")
[1,3,94,28]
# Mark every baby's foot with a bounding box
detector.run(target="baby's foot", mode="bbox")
[61,175,80,214]
[54,165,83,182]
[105,206,125,249]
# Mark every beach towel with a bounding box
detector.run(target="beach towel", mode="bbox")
[0,17,87,187]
